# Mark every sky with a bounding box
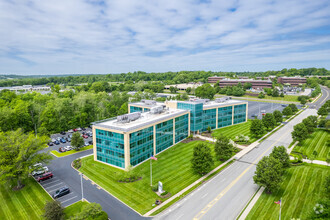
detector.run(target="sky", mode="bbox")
[0,0,330,75]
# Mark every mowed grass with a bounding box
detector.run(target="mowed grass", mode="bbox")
[51,145,93,157]
[246,165,330,220]
[211,120,258,143]
[64,201,89,219]
[244,94,299,102]
[80,141,223,214]
[0,178,52,220]
[293,129,329,161]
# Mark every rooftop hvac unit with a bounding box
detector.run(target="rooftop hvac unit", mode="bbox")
[194,99,210,104]
[117,112,141,123]
[141,99,156,105]
[150,106,164,114]
[215,97,230,103]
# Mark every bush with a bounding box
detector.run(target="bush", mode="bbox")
[161,191,168,196]
[43,200,64,220]
[116,166,141,182]
[73,158,82,169]
[152,184,158,192]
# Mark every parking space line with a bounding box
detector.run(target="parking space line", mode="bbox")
[48,186,67,193]
[45,182,64,189]
[59,196,78,204]
[41,179,60,186]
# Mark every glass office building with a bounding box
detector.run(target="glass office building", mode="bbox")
[93,98,247,169]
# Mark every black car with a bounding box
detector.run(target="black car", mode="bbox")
[54,140,60,145]
[48,142,54,146]
[81,127,86,131]
[60,131,66,135]
[53,187,70,198]
[88,140,93,145]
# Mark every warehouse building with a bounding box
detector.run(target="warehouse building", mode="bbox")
[93,98,247,169]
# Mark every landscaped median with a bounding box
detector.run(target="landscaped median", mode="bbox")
[51,145,93,157]
[77,141,226,215]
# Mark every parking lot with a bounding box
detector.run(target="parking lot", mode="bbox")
[48,127,93,154]
[247,101,302,119]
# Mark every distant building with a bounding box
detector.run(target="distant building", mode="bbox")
[277,77,306,86]
[93,98,247,169]
[0,85,51,93]
[164,82,203,91]
[208,76,226,84]
[208,77,272,89]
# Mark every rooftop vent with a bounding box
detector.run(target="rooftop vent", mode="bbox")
[117,112,141,123]
[150,106,165,114]
[215,97,230,103]
[141,100,156,105]
[194,99,210,104]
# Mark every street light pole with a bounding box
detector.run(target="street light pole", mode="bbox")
[150,159,152,186]
[80,173,84,201]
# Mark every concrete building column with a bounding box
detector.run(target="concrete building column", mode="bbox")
[173,118,176,145]
[188,113,191,135]
[245,103,248,122]
[93,126,97,161]
[232,105,235,125]
[124,133,130,170]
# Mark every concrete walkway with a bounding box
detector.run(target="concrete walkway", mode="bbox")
[289,156,329,166]
[195,134,246,150]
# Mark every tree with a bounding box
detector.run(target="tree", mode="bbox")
[264,88,272,96]
[169,86,178,94]
[318,107,328,116]
[270,146,290,168]
[262,113,276,130]
[71,132,84,151]
[302,117,315,133]
[207,126,212,133]
[258,92,265,99]
[273,110,283,123]
[288,104,298,113]
[243,82,252,90]
[0,129,52,189]
[43,200,64,220]
[214,134,234,161]
[186,87,192,94]
[191,143,214,175]
[272,88,279,97]
[280,92,284,97]
[253,156,283,193]
[282,106,293,116]
[195,84,216,99]
[74,202,108,220]
[250,119,265,137]
[310,150,318,163]
[292,123,308,143]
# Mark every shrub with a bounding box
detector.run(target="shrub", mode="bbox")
[73,158,82,169]
[161,191,168,196]
[152,184,158,192]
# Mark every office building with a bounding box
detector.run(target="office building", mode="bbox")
[93,98,248,169]
[208,77,272,89]
[277,77,306,86]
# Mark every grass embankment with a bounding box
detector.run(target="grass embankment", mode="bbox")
[292,129,329,161]
[244,94,299,102]
[51,145,93,157]
[211,120,259,144]
[79,141,223,214]
[0,178,52,219]
[246,164,330,220]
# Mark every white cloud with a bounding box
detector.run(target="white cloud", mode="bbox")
[0,0,329,74]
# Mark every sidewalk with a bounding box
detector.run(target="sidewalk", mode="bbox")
[195,134,246,150]
[289,156,329,166]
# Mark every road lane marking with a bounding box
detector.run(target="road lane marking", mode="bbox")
[193,130,288,220]
[60,195,78,204]
[201,193,208,198]
[45,182,64,189]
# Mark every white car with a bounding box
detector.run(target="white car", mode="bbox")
[51,138,56,142]
[77,128,82,131]
[64,146,72,151]
[84,142,89,146]
[31,164,49,176]
[68,129,74,133]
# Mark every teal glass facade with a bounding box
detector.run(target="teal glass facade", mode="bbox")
[234,104,247,124]
[218,106,233,128]
[175,114,189,143]
[96,129,125,168]
[130,106,143,113]
[177,102,203,133]
[156,119,173,153]
[129,126,154,166]
[202,108,217,131]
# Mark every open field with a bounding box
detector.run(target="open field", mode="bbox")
[0,178,52,219]
[51,145,93,157]
[79,141,223,214]
[246,164,330,220]
[292,129,329,161]
[211,120,259,143]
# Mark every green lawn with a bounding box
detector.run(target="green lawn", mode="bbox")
[244,94,299,102]
[246,164,330,220]
[64,201,88,219]
[211,120,258,143]
[51,145,93,157]
[0,178,52,219]
[292,129,329,161]
[79,141,223,214]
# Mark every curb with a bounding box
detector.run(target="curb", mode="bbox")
[237,187,265,220]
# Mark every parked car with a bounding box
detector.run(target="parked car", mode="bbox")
[68,134,72,138]
[36,172,53,182]
[281,104,287,107]
[77,128,82,131]
[73,128,78,132]
[251,114,258,117]
[51,138,56,142]
[64,146,72,151]
[60,138,66,143]
[54,140,60,145]
[81,127,86,131]
[59,147,66,152]
[68,129,74,133]
[66,137,71,142]
[88,140,93,145]
[82,134,88,139]
[48,142,54,146]
[31,164,49,176]
[60,131,66,135]
[56,137,61,141]
[53,187,70,199]
[84,142,89,146]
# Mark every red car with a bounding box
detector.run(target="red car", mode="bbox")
[36,172,53,182]
[73,128,78,132]
[59,147,66,152]
[82,134,88,139]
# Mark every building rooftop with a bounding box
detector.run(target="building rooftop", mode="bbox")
[177,98,246,108]
[129,100,164,108]
[220,78,272,82]
[94,108,189,132]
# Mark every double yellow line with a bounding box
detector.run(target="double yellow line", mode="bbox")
[193,131,289,220]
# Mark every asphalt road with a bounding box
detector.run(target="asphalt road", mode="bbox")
[308,86,329,109]
[156,108,318,220]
